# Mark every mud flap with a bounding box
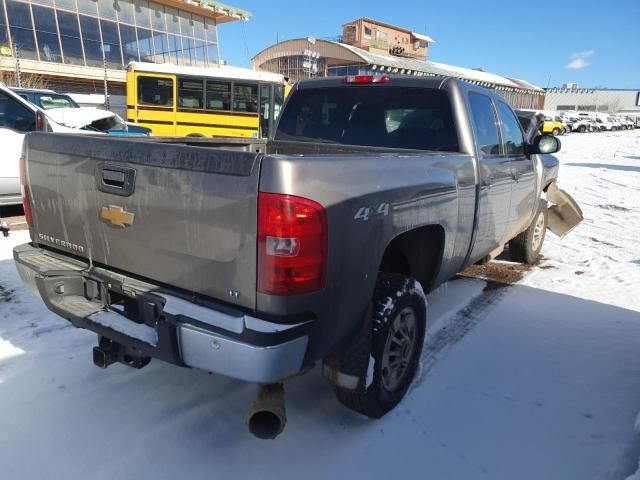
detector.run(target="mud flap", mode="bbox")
[545,182,584,237]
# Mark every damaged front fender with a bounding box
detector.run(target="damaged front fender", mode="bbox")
[545,182,584,237]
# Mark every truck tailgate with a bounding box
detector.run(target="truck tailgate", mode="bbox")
[25,133,261,310]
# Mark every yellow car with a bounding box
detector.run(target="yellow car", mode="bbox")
[541,116,565,136]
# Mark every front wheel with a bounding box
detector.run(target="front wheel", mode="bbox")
[335,273,426,418]
[552,128,560,136]
[509,200,548,264]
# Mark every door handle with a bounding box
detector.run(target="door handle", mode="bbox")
[95,163,136,196]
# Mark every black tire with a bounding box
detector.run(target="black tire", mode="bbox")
[335,273,427,418]
[552,128,560,136]
[509,200,548,264]
[578,125,586,133]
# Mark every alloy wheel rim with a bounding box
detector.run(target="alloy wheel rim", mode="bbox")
[381,307,417,392]
[531,211,545,251]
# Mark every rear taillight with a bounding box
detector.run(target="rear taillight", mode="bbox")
[257,193,327,296]
[19,155,32,226]
[35,110,47,131]
[343,75,390,84]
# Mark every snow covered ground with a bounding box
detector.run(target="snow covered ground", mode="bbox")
[1,130,639,479]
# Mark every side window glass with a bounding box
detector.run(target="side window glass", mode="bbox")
[206,81,230,110]
[0,92,36,132]
[233,83,258,113]
[137,76,174,107]
[498,102,525,156]
[178,78,204,109]
[469,92,500,156]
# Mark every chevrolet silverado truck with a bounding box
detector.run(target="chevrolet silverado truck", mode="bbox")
[14,75,582,439]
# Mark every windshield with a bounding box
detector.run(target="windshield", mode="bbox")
[275,86,460,152]
[36,93,80,110]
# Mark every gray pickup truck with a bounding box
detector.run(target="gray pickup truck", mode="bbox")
[14,75,581,439]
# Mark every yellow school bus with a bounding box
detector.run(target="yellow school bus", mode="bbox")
[126,62,290,139]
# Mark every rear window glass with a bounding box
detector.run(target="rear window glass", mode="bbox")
[275,86,459,151]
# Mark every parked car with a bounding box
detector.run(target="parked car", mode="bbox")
[0,83,136,206]
[11,87,152,136]
[14,76,583,438]
[541,116,565,136]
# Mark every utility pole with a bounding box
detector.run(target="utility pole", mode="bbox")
[14,43,22,88]
[102,46,110,110]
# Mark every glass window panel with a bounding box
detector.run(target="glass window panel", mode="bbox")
[116,0,135,24]
[194,39,205,67]
[100,20,122,67]
[150,2,165,30]
[152,31,167,62]
[6,1,33,29]
[77,0,98,15]
[469,92,500,156]
[137,27,153,62]
[56,10,84,65]
[36,31,62,62]
[179,11,192,37]
[79,15,100,42]
[165,7,180,35]
[497,101,525,156]
[119,24,138,63]
[0,91,36,132]
[32,5,58,34]
[166,33,179,64]
[83,39,103,67]
[11,27,38,60]
[205,81,229,110]
[233,83,258,113]
[55,0,78,10]
[178,78,203,108]
[134,0,151,28]
[0,3,8,46]
[204,19,217,43]
[192,15,205,39]
[97,0,118,19]
[206,43,218,65]
[181,36,193,66]
[137,76,173,106]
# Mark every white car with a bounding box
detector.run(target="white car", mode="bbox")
[0,84,126,206]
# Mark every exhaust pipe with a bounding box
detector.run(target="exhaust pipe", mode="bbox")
[246,383,286,439]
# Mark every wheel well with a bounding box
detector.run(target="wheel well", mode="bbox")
[378,225,445,293]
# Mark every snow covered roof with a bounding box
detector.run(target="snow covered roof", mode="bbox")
[334,42,543,92]
[411,32,435,44]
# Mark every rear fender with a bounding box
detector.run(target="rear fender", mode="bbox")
[545,182,583,237]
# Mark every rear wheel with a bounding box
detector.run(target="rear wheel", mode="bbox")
[335,273,426,418]
[552,128,560,136]
[509,200,547,264]
[578,125,586,133]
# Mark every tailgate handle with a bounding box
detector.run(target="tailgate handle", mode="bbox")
[96,164,136,197]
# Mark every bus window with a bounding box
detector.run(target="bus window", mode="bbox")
[178,78,204,109]
[137,76,173,107]
[206,81,230,110]
[260,84,272,138]
[233,83,258,113]
[274,85,285,120]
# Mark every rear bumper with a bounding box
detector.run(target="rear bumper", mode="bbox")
[14,243,312,383]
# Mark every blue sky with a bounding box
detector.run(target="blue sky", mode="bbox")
[217,0,639,89]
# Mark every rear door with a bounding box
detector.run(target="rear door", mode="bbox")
[496,101,536,239]
[466,91,512,263]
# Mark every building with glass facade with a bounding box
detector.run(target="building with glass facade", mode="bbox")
[0,0,250,114]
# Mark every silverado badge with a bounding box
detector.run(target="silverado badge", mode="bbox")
[100,205,135,228]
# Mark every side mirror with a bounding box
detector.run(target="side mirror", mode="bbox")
[527,134,561,155]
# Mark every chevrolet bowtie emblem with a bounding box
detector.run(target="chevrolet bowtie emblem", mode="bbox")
[100,205,135,228]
